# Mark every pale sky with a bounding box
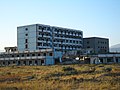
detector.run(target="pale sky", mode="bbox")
[0,0,120,51]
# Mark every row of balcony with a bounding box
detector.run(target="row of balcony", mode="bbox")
[0,56,46,61]
[54,35,82,39]
[54,42,82,46]
[54,31,82,36]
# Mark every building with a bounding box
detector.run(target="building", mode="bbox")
[0,49,62,66]
[17,24,83,52]
[85,53,120,64]
[4,46,17,52]
[83,37,109,54]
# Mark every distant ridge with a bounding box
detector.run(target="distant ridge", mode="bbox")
[110,44,120,52]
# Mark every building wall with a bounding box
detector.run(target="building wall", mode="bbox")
[36,24,53,50]
[83,37,109,54]
[17,24,83,52]
[17,24,37,51]
[52,27,83,52]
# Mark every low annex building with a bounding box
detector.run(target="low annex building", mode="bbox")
[81,53,120,64]
[0,48,62,66]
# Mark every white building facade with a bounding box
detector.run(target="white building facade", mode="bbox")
[17,24,83,52]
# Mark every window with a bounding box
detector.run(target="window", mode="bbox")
[25,39,28,43]
[35,61,38,65]
[3,62,5,65]
[39,26,42,29]
[13,61,15,64]
[76,41,78,44]
[49,53,53,56]
[66,40,68,43]
[38,53,41,56]
[41,60,44,64]
[38,37,40,40]
[12,55,14,57]
[27,54,29,57]
[32,54,35,56]
[87,46,90,48]
[23,61,26,65]
[25,28,28,31]
[43,53,46,56]
[25,44,28,49]
[8,61,10,65]
[87,41,89,44]
[22,54,24,57]
[25,34,28,36]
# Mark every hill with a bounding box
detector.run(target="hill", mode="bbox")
[110,44,120,52]
[0,64,120,90]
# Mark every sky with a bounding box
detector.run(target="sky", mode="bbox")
[0,0,120,51]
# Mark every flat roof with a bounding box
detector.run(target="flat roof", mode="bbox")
[17,24,82,32]
[83,37,109,40]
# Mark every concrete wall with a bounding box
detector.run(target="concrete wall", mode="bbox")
[17,24,37,51]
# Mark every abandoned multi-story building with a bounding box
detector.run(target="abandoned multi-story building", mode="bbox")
[17,24,83,52]
[0,24,83,66]
[1,23,118,66]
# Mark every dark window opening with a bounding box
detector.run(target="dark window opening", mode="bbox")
[43,53,46,56]
[87,41,89,44]
[18,61,20,65]
[49,53,53,56]
[27,54,29,57]
[29,61,32,65]
[13,61,15,64]
[32,54,35,56]
[25,34,28,36]
[25,39,28,43]
[25,28,28,30]
[12,55,14,57]
[23,61,26,65]
[35,61,38,65]
[22,54,24,57]
[25,44,28,49]
[8,61,10,65]
[38,54,41,56]
[87,46,90,48]
[41,60,44,64]
[116,58,118,63]
[3,62,5,65]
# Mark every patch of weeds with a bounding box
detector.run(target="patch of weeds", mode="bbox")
[97,64,105,67]
[104,67,112,72]
[64,70,78,75]
[0,87,22,90]
[62,66,76,72]
[62,66,78,75]
[104,72,120,77]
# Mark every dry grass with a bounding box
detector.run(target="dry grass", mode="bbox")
[0,64,120,90]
